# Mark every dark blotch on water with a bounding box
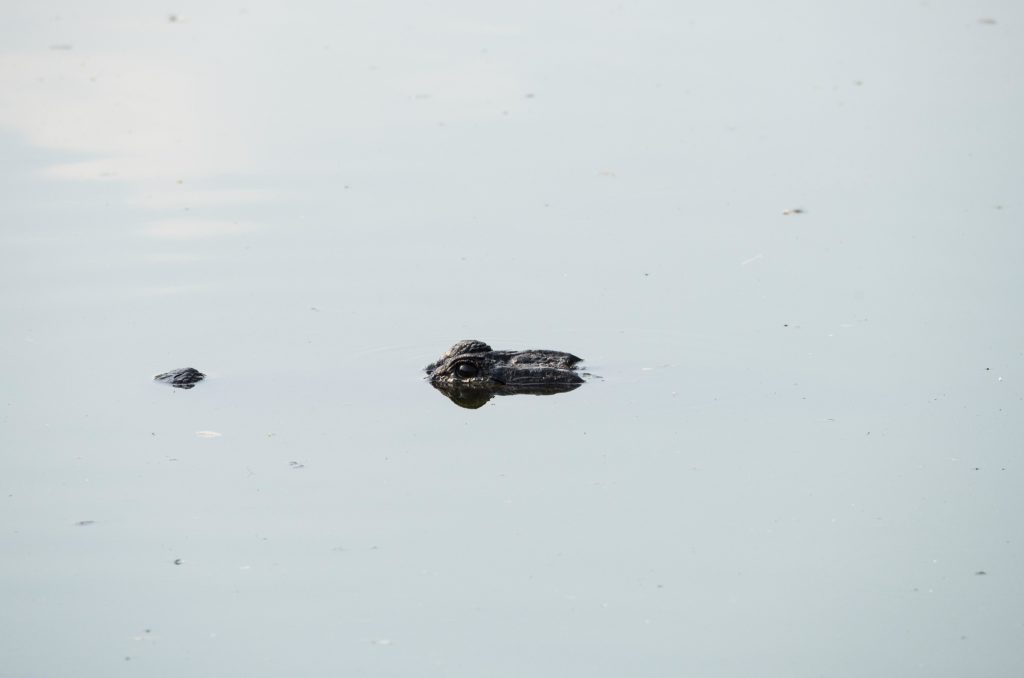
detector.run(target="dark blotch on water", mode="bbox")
[154,367,205,389]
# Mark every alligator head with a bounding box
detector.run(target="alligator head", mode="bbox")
[154,367,206,390]
[425,340,585,409]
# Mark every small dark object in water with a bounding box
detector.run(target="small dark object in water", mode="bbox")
[425,340,585,409]
[154,367,205,389]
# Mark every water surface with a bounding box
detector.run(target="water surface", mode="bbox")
[2,2,1023,676]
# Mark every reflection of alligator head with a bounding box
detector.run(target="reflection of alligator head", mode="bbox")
[425,340,585,409]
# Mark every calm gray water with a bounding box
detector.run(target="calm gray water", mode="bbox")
[2,2,1023,676]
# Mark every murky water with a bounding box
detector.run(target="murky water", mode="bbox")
[2,2,1023,676]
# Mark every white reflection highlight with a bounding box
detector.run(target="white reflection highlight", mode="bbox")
[132,284,208,297]
[0,52,245,181]
[144,219,256,240]
[128,188,278,210]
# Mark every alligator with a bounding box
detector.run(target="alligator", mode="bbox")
[154,367,205,389]
[425,340,585,408]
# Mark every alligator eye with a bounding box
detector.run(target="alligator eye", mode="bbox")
[455,362,478,378]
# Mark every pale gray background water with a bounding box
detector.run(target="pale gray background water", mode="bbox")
[2,1,1022,676]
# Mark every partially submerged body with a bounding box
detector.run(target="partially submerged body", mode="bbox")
[425,340,585,408]
[154,367,205,389]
